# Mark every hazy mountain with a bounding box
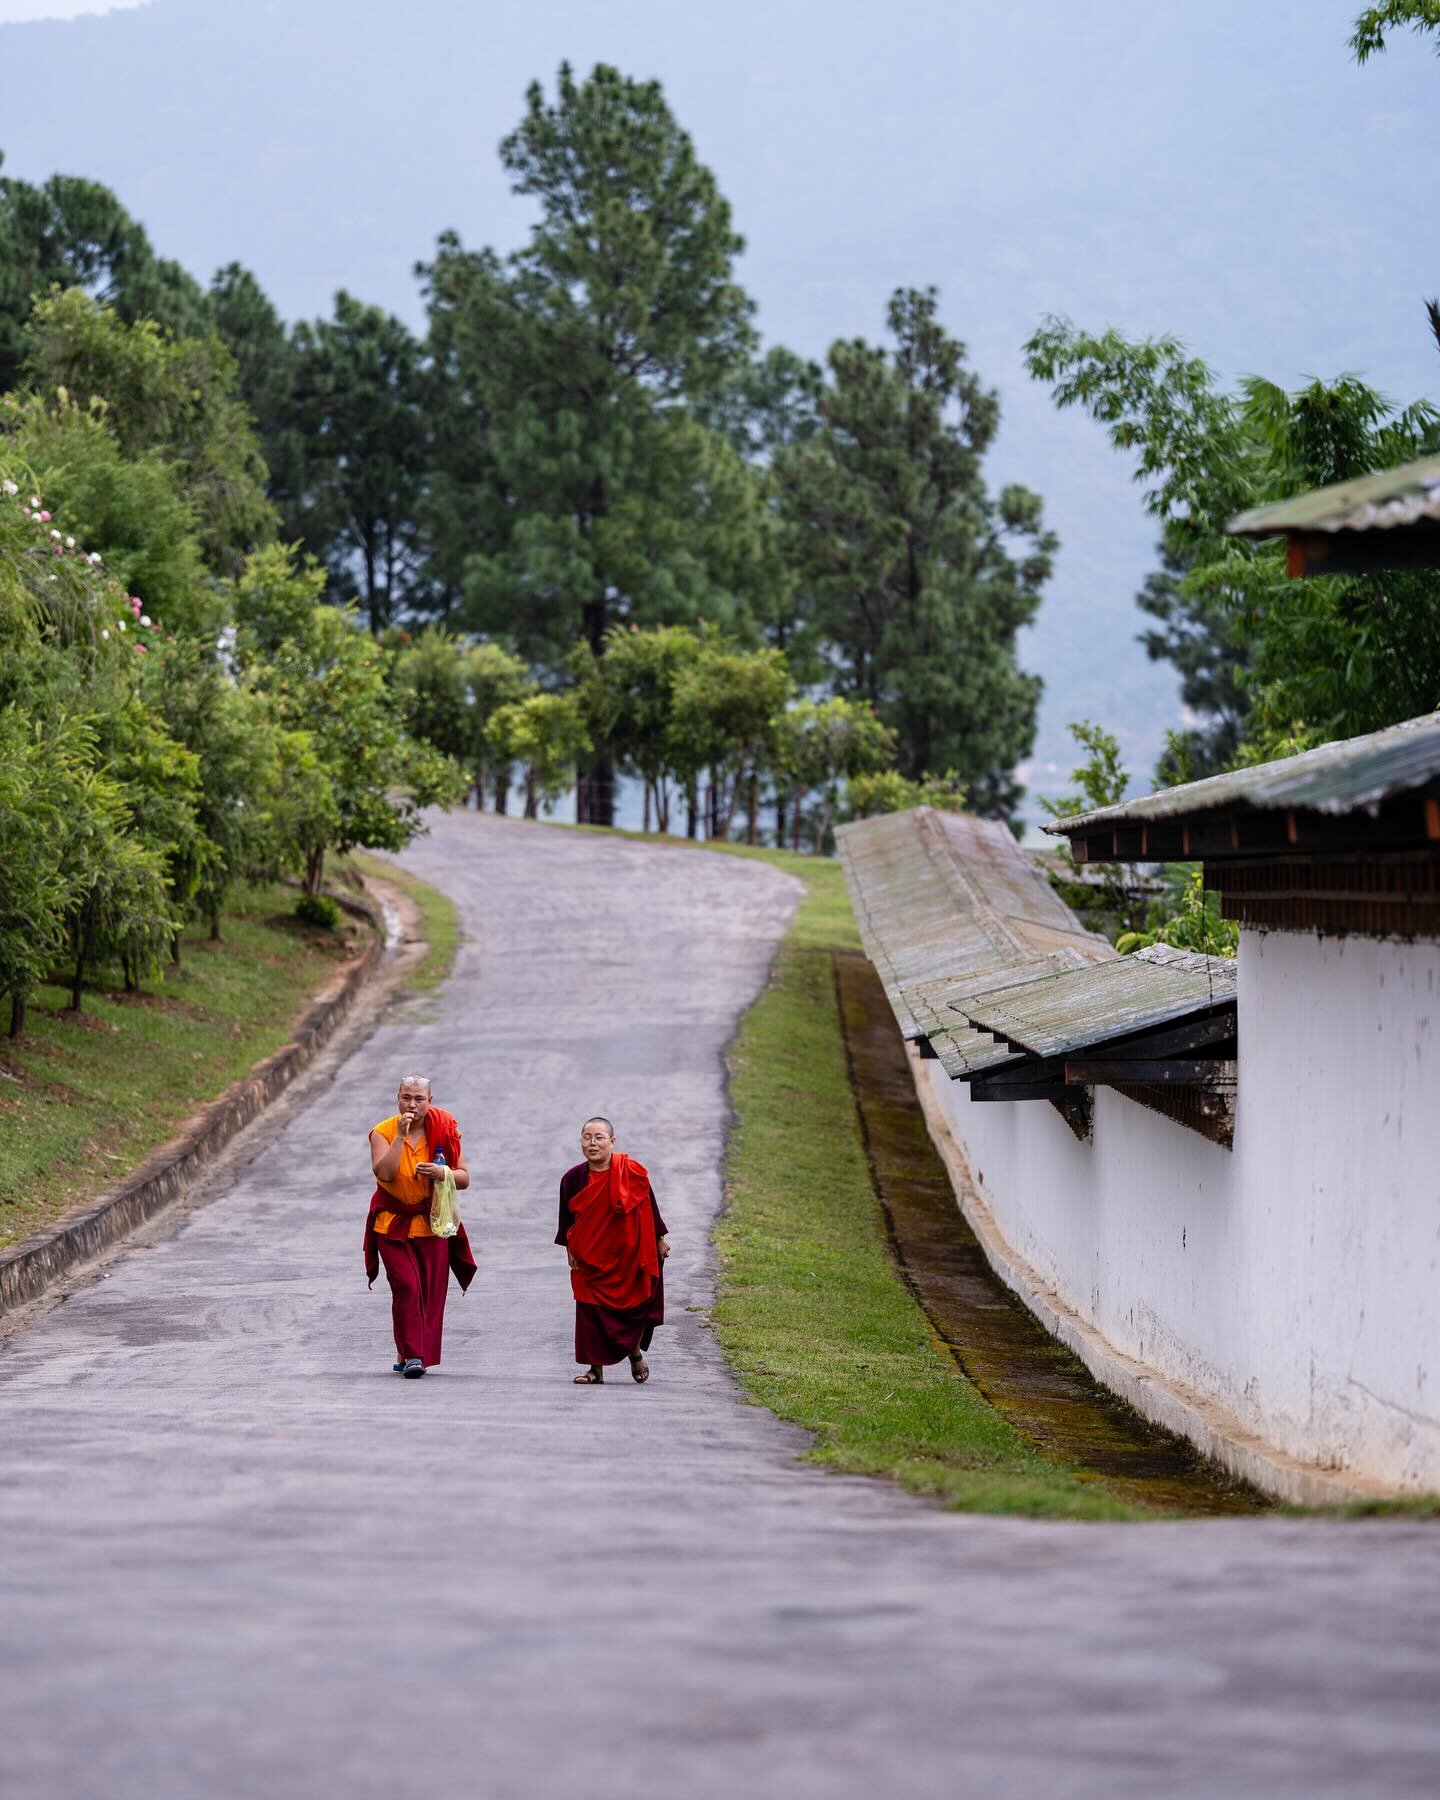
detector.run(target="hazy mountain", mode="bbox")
[2,0,1436,815]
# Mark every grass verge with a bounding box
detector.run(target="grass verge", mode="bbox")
[713,851,1150,1518]
[0,882,373,1253]
[345,850,461,994]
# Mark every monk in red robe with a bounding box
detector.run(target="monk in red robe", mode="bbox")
[364,1074,476,1377]
[556,1116,671,1384]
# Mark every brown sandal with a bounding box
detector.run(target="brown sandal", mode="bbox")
[573,1367,603,1384]
[630,1355,650,1384]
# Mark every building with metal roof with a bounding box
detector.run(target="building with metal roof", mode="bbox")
[1046,709,1440,937]
[839,769,1440,1501]
[1228,452,1440,576]
[839,809,1238,1145]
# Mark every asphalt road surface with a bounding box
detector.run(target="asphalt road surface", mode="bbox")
[3,813,1438,1800]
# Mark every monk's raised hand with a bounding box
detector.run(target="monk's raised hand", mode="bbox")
[659,1236,671,1260]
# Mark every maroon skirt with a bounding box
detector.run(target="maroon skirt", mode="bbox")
[574,1274,664,1367]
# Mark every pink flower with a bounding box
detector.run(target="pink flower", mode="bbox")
[135,643,148,654]
[38,511,50,523]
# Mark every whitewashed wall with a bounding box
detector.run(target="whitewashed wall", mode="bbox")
[922,928,1440,1492]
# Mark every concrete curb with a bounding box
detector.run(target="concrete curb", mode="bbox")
[906,1043,1394,1509]
[0,890,389,1319]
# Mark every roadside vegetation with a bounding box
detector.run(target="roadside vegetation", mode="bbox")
[0,882,369,1252]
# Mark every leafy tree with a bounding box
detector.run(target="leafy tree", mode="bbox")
[209,261,306,526]
[1136,537,1247,779]
[287,293,427,631]
[0,709,91,1034]
[138,637,299,939]
[1039,721,1147,939]
[25,289,275,576]
[417,62,763,821]
[487,691,591,818]
[668,639,792,842]
[464,642,532,810]
[1025,318,1440,754]
[779,696,897,851]
[1351,2,1440,59]
[6,392,216,637]
[389,627,476,773]
[0,158,211,394]
[57,756,176,1013]
[572,624,705,831]
[1116,867,1239,959]
[844,768,966,822]
[778,288,1054,816]
[231,545,461,893]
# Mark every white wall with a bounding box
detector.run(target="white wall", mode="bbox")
[923,928,1440,1492]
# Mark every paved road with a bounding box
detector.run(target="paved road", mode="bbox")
[2,813,1438,1800]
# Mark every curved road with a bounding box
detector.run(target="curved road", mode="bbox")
[2,813,1438,1800]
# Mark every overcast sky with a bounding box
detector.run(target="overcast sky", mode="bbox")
[1,0,1436,813]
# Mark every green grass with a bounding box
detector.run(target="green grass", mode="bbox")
[344,850,461,993]
[0,883,372,1253]
[712,852,1149,1519]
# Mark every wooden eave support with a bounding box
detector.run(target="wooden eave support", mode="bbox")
[1286,527,1440,578]
[1064,1058,1231,1088]
[1070,791,1440,867]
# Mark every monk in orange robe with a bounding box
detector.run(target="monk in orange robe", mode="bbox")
[364,1075,476,1377]
[556,1115,671,1384]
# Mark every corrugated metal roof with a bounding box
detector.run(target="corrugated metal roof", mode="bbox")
[838,809,1237,1093]
[952,945,1237,1060]
[1045,710,1440,835]
[1229,454,1440,538]
[836,809,1109,1042]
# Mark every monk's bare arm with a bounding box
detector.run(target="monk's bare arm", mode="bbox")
[451,1156,470,1191]
[370,1128,404,1183]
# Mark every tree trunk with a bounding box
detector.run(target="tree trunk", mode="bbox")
[657,778,671,834]
[585,754,615,828]
[792,791,806,852]
[305,845,326,897]
[745,769,759,846]
[685,780,698,840]
[122,951,138,994]
[494,768,510,816]
[643,780,652,834]
[9,989,26,1039]
[775,791,787,850]
[170,928,182,968]
[70,925,87,1013]
[524,769,539,819]
[210,907,223,943]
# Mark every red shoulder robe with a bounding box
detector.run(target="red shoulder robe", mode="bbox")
[363,1106,477,1291]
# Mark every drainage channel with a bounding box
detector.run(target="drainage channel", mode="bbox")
[833,949,1270,1518]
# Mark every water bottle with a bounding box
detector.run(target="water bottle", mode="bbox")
[433,1149,446,1169]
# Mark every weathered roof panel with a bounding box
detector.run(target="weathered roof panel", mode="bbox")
[1044,710,1440,835]
[1228,454,1440,538]
[952,945,1237,1060]
[836,809,1109,1042]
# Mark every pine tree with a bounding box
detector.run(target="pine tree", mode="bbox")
[778,288,1054,817]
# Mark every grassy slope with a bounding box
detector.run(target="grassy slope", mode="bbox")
[0,882,371,1252]
[713,851,1147,1519]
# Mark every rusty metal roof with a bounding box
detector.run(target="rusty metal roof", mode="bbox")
[1044,710,1440,836]
[1228,454,1440,538]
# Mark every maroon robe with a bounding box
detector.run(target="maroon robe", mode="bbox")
[364,1106,476,1368]
[556,1161,668,1366]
